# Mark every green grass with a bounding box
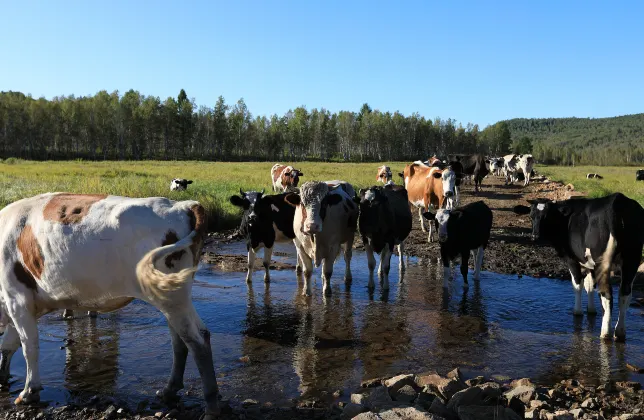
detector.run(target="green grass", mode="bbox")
[537,165,644,205]
[0,160,409,231]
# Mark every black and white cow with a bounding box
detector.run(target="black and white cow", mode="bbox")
[423,201,493,288]
[586,173,604,179]
[358,185,412,290]
[170,178,193,191]
[513,193,644,341]
[636,170,644,181]
[229,189,300,283]
[450,154,489,192]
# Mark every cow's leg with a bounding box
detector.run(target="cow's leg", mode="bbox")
[0,324,21,387]
[157,325,189,401]
[599,281,613,340]
[6,303,42,404]
[569,265,584,316]
[379,245,393,290]
[263,247,273,283]
[63,309,74,319]
[299,249,314,296]
[440,247,451,288]
[365,238,376,277]
[460,251,470,288]
[418,207,427,232]
[614,259,640,342]
[89,311,98,318]
[295,246,303,273]
[322,258,333,296]
[473,246,484,280]
[343,237,354,282]
[246,247,257,283]
[161,305,220,418]
[397,241,405,270]
[584,272,597,315]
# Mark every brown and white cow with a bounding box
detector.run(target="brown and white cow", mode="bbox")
[0,193,219,419]
[399,162,447,242]
[271,164,304,192]
[285,181,358,296]
[376,165,393,185]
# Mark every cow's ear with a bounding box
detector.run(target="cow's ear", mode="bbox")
[230,195,250,209]
[298,172,304,176]
[326,194,343,206]
[422,211,436,220]
[513,205,531,215]
[284,193,300,207]
[187,180,193,184]
[398,172,404,178]
[432,172,442,179]
[557,205,572,217]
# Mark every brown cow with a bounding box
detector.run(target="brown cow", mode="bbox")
[399,161,446,242]
[271,164,304,192]
[376,165,393,185]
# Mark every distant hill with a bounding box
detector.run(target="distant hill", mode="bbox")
[503,114,644,165]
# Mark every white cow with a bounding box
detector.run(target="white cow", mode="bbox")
[503,154,535,186]
[285,181,358,296]
[170,178,193,191]
[0,193,219,419]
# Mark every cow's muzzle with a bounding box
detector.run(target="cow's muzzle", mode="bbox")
[444,191,454,198]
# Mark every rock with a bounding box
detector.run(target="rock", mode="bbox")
[341,403,365,420]
[581,398,597,409]
[616,382,642,392]
[447,368,462,382]
[457,405,522,420]
[102,405,117,420]
[511,379,535,388]
[508,396,526,417]
[379,406,443,420]
[353,413,382,420]
[569,408,584,418]
[394,385,418,403]
[164,409,179,419]
[618,416,644,420]
[154,413,164,419]
[362,377,386,388]
[428,398,453,419]
[415,391,436,410]
[478,382,504,401]
[333,390,343,398]
[465,376,486,387]
[505,385,537,405]
[415,372,446,388]
[415,373,465,401]
[525,410,539,420]
[446,387,484,411]
[239,355,251,363]
[351,386,393,411]
[545,411,573,420]
[385,374,417,396]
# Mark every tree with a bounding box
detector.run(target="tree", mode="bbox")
[512,136,533,154]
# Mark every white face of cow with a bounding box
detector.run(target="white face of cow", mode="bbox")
[434,210,451,242]
[441,168,456,198]
[376,166,392,183]
[519,155,534,173]
[170,178,192,191]
[299,181,330,235]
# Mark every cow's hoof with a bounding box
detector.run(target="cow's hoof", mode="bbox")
[296,266,303,273]
[600,332,612,341]
[463,283,469,290]
[614,329,626,342]
[15,390,40,405]
[344,275,352,283]
[156,388,181,402]
[89,311,98,318]
[263,276,270,284]
[573,310,583,317]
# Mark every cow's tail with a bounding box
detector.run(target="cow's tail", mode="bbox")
[136,232,198,300]
[595,233,617,296]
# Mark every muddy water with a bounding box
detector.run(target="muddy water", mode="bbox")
[2,242,644,409]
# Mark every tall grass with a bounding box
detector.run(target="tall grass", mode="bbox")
[538,166,644,206]
[0,160,406,231]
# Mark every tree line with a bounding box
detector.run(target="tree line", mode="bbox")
[1,89,640,164]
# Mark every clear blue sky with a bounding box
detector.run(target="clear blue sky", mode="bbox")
[1,0,642,127]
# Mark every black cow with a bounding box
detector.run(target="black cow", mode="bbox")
[636,170,644,181]
[358,185,412,290]
[423,201,493,288]
[450,154,489,192]
[513,193,644,341]
[229,189,300,283]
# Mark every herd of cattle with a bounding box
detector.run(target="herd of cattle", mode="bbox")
[0,156,642,419]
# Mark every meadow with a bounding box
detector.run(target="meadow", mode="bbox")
[0,160,641,231]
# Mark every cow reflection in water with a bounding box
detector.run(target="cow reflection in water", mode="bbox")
[64,316,119,393]
[293,287,357,397]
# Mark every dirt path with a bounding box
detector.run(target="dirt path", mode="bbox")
[205,173,582,281]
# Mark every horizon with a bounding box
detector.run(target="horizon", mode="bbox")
[1,1,643,128]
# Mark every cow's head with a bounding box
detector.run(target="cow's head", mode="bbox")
[282,167,304,189]
[170,178,193,191]
[519,154,534,170]
[376,165,392,183]
[358,187,388,232]
[513,199,572,241]
[441,167,457,199]
[422,209,453,243]
[229,188,267,227]
[285,181,343,235]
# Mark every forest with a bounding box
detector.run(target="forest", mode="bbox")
[1,89,642,165]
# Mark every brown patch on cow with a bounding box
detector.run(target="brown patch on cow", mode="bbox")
[13,262,37,290]
[188,204,208,264]
[43,194,107,224]
[272,165,286,184]
[17,225,44,280]
[161,230,185,268]
[281,167,293,189]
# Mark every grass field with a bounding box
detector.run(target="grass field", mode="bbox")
[537,165,644,205]
[0,160,641,231]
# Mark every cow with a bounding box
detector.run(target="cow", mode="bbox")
[504,154,535,186]
[399,162,447,242]
[358,185,412,290]
[637,170,644,181]
[271,164,304,192]
[376,165,393,185]
[284,181,358,296]
[170,178,193,191]
[427,155,442,166]
[0,193,220,418]
[513,193,644,341]
[586,174,604,179]
[489,157,504,177]
[422,201,493,289]
[450,154,489,192]
[229,189,301,283]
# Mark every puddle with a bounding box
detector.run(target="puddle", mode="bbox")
[2,241,643,408]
